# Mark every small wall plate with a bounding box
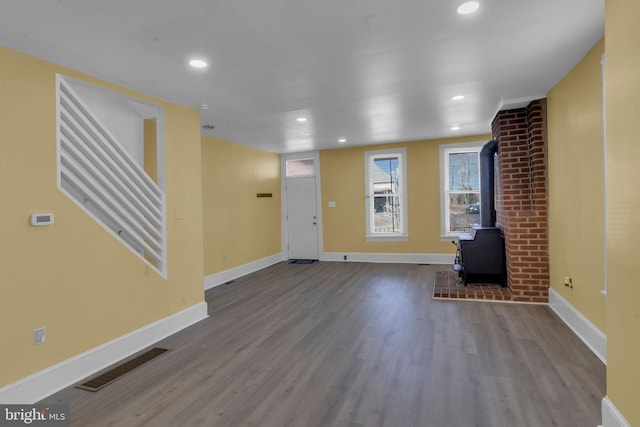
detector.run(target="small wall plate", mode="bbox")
[30,213,54,226]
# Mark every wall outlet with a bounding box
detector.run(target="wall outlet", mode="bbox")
[34,327,46,345]
[223,252,228,260]
[344,255,347,260]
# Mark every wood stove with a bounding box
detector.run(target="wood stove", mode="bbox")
[455,139,506,286]
[457,226,505,286]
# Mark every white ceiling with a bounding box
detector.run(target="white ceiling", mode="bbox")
[0,0,603,153]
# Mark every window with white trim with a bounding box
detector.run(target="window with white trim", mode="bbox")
[440,142,483,238]
[286,158,314,177]
[365,148,407,241]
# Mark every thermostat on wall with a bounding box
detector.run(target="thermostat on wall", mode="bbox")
[30,213,54,226]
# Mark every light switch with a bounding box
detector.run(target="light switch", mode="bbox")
[328,201,336,208]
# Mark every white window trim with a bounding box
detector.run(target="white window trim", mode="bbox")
[439,141,483,241]
[285,157,315,177]
[364,147,408,242]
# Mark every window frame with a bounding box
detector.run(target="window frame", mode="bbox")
[439,141,484,240]
[285,157,315,177]
[364,147,408,242]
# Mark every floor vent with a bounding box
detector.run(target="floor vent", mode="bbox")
[76,347,171,392]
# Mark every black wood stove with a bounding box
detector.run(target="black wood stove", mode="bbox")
[454,139,506,286]
[457,226,505,286]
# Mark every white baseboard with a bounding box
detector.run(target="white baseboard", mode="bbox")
[204,252,286,291]
[601,396,631,427]
[0,302,208,404]
[548,288,607,364]
[320,252,455,264]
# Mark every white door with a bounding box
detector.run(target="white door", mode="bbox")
[286,177,319,260]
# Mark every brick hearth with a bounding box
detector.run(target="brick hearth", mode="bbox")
[433,270,512,301]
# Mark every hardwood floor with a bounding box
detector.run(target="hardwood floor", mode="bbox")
[43,262,605,426]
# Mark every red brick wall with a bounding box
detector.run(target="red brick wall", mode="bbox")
[491,99,549,302]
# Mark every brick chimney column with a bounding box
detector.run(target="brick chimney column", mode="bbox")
[491,99,549,302]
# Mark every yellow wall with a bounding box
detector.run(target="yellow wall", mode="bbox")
[320,135,491,254]
[604,0,640,424]
[0,46,204,387]
[547,39,606,332]
[201,135,281,275]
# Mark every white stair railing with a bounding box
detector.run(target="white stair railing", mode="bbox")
[56,75,166,277]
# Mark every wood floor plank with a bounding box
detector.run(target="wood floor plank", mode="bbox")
[41,262,605,426]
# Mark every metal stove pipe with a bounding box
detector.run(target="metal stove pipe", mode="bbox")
[479,139,498,227]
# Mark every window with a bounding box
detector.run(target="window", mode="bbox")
[365,148,407,241]
[440,142,483,238]
[286,158,314,177]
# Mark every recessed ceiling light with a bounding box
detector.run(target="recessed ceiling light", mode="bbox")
[451,95,465,101]
[457,1,480,15]
[296,117,307,122]
[451,125,461,131]
[189,59,208,69]
[338,138,347,143]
